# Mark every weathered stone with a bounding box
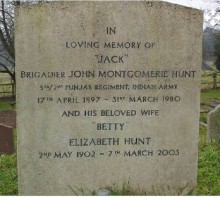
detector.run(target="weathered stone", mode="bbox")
[0,124,14,155]
[95,189,112,196]
[207,105,220,141]
[15,1,203,195]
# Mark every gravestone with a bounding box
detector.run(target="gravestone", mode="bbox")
[15,1,203,195]
[0,124,14,155]
[207,105,220,141]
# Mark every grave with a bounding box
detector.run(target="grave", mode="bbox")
[15,1,203,195]
[207,105,220,141]
[0,124,14,155]
[0,110,16,128]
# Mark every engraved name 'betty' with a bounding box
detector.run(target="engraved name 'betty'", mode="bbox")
[20,70,196,79]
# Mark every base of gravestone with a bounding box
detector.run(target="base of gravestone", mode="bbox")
[94,189,112,196]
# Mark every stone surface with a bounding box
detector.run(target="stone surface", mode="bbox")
[15,1,203,195]
[95,189,112,196]
[0,124,14,155]
[207,105,220,141]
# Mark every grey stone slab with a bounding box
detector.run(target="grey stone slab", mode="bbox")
[207,104,220,141]
[15,1,203,195]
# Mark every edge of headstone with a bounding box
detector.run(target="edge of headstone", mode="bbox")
[14,0,203,12]
[207,104,220,142]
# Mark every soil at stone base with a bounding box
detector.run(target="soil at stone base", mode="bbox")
[0,110,16,128]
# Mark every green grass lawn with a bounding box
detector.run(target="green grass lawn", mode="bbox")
[201,89,220,103]
[193,90,220,195]
[0,128,17,195]
[0,101,17,195]
[0,102,14,110]
[0,89,220,195]
[200,89,220,123]
[0,154,17,195]
[197,126,220,195]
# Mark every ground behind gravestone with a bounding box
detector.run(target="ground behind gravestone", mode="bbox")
[0,90,219,195]
[0,110,16,129]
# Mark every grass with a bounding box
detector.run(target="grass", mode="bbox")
[0,154,17,195]
[0,102,13,111]
[201,89,220,103]
[0,128,17,195]
[198,89,220,195]
[200,113,207,123]
[200,89,220,123]
[0,88,220,195]
[197,127,220,195]
[0,102,17,195]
